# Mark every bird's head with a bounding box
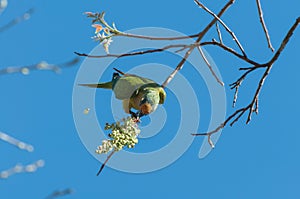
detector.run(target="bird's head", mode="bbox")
[139,92,159,115]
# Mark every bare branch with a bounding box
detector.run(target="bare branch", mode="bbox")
[232,84,239,107]
[216,22,223,44]
[193,16,300,148]
[162,0,235,88]
[96,150,115,176]
[194,0,247,57]
[0,131,34,152]
[200,41,259,65]
[118,32,199,41]
[245,66,271,124]
[0,8,34,33]
[0,57,79,76]
[45,188,74,199]
[197,0,235,39]
[208,134,215,148]
[0,160,45,179]
[256,0,274,52]
[268,17,300,65]
[87,11,200,41]
[197,46,224,86]
[74,44,188,58]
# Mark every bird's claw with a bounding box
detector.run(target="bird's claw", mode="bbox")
[133,117,141,123]
[130,111,141,123]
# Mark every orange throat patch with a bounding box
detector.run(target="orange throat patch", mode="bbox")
[140,103,152,115]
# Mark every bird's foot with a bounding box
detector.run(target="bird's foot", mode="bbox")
[130,111,141,123]
[133,117,141,123]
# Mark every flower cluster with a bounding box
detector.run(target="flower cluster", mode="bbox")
[84,11,121,54]
[95,117,140,154]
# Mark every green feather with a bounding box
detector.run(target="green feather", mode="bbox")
[78,82,113,89]
[112,75,157,100]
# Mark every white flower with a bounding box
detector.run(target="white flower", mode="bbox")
[95,117,140,154]
[91,33,103,42]
[102,37,113,54]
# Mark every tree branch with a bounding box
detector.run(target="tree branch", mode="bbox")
[96,150,115,176]
[193,16,300,148]
[268,17,300,65]
[0,57,79,75]
[197,46,224,86]
[256,0,274,52]
[117,32,199,41]
[0,160,45,179]
[0,131,34,152]
[162,0,235,88]
[216,22,223,44]
[74,44,188,58]
[0,8,34,33]
[194,0,247,57]
[45,188,74,199]
[200,40,259,65]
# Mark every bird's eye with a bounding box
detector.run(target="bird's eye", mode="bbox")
[139,98,146,106]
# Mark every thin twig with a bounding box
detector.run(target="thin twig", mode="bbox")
[245,66,271,124]
[0,57,79,75]
[0,8,34,33]
[162,0,235,88]
[216,22,223,44]
[256,0,274,52]
[0,131,34,152]
[76,39,260,69]
[268,17,300,65]
[191,106,247,137]
[207,134,215,148]
[0,160,45,179]
[197,46,224,86]
[97,150,115,176]
[118,32,199,41]
[254,98,259,114]
[230,67,260,89]
[194,0,247,57]
[74,44,188,58]
[90,11,201,41]
[239,65,266,70]
[45,189,74,199]
[200,41,259,65]
[232,84,239,107]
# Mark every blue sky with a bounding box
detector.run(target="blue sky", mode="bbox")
[1,0,300,198]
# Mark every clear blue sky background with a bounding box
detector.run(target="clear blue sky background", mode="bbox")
[1,0,300,198]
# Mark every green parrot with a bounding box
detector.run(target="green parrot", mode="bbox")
[79,68,166,118]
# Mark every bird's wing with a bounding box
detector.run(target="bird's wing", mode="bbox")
[113,75,156,100]
[122,99,131,114]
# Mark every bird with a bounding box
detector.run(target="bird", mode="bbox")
[79,68,166,119]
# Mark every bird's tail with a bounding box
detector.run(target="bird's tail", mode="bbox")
[79,81,113,89]
[113,67,125,75]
